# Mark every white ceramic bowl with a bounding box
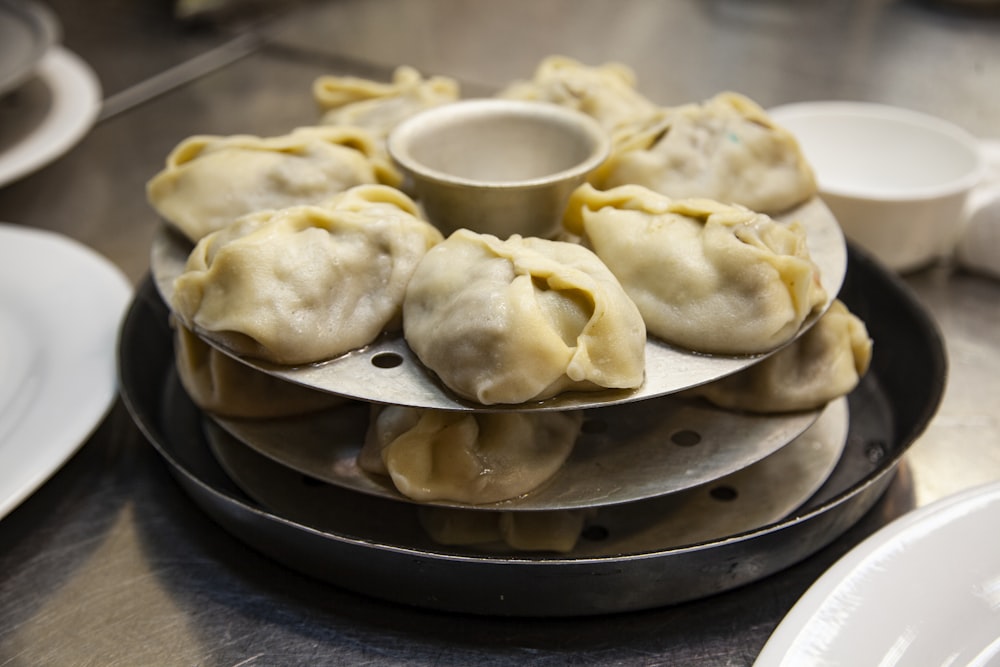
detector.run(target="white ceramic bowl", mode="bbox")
[768,101,986,272]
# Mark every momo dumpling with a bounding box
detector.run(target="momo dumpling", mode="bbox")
[172,321,346,419]
[403,229,646,405]
[564,183,827,355]
[498,55,658,131]
[171,186,443,365]
[418,507,588,553]
[359,405,582,504]
[314,65,460,139]
[592,92,817,214]
[688,300,873,413]
[147,125,401,242]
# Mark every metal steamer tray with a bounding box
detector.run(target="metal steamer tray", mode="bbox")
[118,243,946,616]
[209,394,823,512]
[206,396,850,552]
[149,196,847,412]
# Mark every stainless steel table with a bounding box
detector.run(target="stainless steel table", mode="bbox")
[2,0,998,663]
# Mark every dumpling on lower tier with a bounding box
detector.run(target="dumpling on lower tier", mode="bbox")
[171,186,443,366]
[563,183,827,355]
[172,321,347,419]
[403,229,646,405]
[418,506,589,553]
[146,125,402,243]
[686,300,873,413]
[591,92,817,215]
[359,405,583,505]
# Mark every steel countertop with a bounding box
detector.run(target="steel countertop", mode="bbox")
[1,0,999,664]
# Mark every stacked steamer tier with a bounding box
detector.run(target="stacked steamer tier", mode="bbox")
[120,58,945,616]
[148,192,849,511]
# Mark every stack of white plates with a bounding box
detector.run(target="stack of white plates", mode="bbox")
[0,224,132,520]
[0,0,102,187]
[0,2,128,521]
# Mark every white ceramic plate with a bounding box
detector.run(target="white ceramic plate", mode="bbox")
[755,480,1000,666]
[0,46,101,187]
[0,224,132,520]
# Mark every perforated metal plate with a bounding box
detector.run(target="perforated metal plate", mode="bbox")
[207,398,848,554]
[210,395,821,511]
[150,196,846,411]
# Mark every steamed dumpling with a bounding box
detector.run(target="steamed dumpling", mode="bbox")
[359,405,583,504]
[403,229,646,405]
[592,92,817,214]
[314,65,460,139]
[171,186,443,365]
[563,183,827,355]
[688,300,873,413]
[147,125,401,242]
[173,321,346,418]
[498,55,658,131]
[418,507,588,553]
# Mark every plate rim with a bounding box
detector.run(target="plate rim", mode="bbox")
[0,46,102,187]
[753,479,1000,666]
[0,223,133,519]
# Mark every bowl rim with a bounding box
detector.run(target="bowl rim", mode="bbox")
[768,100,987,202]
[387,98,611,190]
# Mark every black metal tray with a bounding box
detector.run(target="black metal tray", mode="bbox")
[118,244,946,616]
